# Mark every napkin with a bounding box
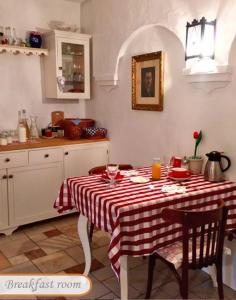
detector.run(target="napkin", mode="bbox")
[120,170,139,177]
[161,185,186,194]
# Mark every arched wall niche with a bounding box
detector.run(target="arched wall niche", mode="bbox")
[95,23,184,91]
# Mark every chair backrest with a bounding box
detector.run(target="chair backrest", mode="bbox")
[88,164,133,175]
[161,200,228,269]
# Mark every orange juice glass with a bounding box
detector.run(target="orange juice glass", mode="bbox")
[152,158,161,180]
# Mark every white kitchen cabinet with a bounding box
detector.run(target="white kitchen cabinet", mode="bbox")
[0,169,8,231]
[64,142,109,178]
[43,30,91,99]
[0,141,109,235]
[8,162,63,227]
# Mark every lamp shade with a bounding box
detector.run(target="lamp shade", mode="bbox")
[185,17,216,61]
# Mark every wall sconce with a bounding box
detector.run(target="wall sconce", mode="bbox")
[185,17,216,61]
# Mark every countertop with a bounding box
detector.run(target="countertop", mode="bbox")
[0,137,109,152]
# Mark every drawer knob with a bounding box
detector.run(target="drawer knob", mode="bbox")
[44,154,49,158]
[65,152,69,156]
[5,158,10,162]
[2,175,7,179]
[9,175,13,179]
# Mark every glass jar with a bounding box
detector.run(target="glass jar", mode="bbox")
[152,157,161,180]
[0,131,8,146]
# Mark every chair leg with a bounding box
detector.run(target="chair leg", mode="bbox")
[145,255,156,299]
[89,223,94,240]
[180,268,188,299]
[216,263,224,300]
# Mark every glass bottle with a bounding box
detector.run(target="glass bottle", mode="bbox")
[30,116,39,139]
[17,110,27,143]
[152,157,161,180]
[5,26,11,44]
[11,27,16,45]
[0,26,4,44]
[21,109,30,139]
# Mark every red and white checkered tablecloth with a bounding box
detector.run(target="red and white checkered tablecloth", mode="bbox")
[54,167,236,279]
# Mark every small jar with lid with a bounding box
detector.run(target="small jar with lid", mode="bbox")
[152,157,161,180]
[0,131,8,146]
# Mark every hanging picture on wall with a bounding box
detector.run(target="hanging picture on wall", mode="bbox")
[132,51,164,111]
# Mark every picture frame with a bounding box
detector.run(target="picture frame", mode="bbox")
[132,51,164,111]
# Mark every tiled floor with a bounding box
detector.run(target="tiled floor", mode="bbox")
[0,213,236,300]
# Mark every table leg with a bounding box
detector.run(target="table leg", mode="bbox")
[208,265,218,287]
[120,255,128,300]
[78,214,91,276]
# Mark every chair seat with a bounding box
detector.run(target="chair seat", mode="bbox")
[155,242,231,269]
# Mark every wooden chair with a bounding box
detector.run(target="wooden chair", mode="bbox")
[88,164,133,239]
[145,200,228,300]
[88,164,133,175]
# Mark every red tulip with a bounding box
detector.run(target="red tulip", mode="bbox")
[193,130,203,158]
[193,131,199,139]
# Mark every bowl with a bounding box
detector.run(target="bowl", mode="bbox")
[170,167,191,178]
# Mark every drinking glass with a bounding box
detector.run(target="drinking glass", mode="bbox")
[106,164,119,188]
[162,155,172,176]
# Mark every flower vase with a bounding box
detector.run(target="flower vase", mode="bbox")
[188,157,204,175]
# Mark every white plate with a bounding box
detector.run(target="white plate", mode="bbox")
[168,176,190,182]
[130,176,150,183]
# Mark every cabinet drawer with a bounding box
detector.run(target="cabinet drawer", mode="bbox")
[0,151,28,169]
[29,148,63,165]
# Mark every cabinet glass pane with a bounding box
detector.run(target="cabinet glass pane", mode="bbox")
[61,42,84,93]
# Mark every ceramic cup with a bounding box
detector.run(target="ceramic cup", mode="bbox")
[171,156,182,168]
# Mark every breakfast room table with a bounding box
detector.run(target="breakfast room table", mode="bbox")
[54,167,236,300]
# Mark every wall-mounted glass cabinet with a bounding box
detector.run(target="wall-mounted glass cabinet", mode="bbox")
[43,30,91,99]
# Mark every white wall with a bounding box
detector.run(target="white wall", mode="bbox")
[81,0,236,180]
[0,0,83,130]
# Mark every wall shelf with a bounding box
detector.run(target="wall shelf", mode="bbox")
[183,65,232,93]
[0,44,48,56]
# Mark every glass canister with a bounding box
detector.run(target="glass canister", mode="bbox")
[152,157,161,180]
[30,116,39,139]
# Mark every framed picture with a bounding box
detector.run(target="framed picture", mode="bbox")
[132,51,164,111]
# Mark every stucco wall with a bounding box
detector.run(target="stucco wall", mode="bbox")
[0,0,83,130]
[81,0,236,180]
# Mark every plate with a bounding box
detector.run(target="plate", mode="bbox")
[130,176,150,183]
[168,175,190,182]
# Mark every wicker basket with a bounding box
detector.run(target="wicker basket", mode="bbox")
[65,118,95,129]
[56,118,95,140]
[83,127,107,139]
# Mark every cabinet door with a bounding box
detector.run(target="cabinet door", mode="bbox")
[64,144,109,178]
[57,37,90,99]
[0,170,8,230]
[8,162,63,227]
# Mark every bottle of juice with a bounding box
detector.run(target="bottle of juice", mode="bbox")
[152,157,161,180]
